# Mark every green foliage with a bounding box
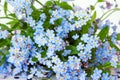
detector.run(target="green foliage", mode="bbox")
[0,40,7,47]
[57,2,73,10]
[98,0,105,2]
[104,62,112,68]
[0,55,6,66]
[0,39,10,47]
[0,23,10,30]
[91,11,96,22]
[98,26,109,42]
[6,20,19,30]
[32,57,38,62]
[41,51,47,58]
[81,21,91,34]
[20,21,34,37]
[97,62,112,74]
[85,67,94,77]
[8,13,17,19]
[0,48,10,66]
[117,63,120,68]
[45,1,54,7]
[31,5,41,21]
[4,1,8,16]
[108,37,120,51]
[66,45,79,54]
[90,5,95,10]
[117,33,120,40]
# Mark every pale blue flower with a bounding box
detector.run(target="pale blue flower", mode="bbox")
[51,56,60,64]
[81,34,89,42]
[13,67,22,76]
[101,73,110,80]
[40,13,46,21]
[91,68,102,80]
[30,67,37,75]
[25,16,36,27]
[0,30,9,39]
[72,34,79,40]
[35,71,44,78]
[45,60,52,68]
[110,55,118,68]
[62,50,71,56]
[27,74,33,79]
[77,42,84,51]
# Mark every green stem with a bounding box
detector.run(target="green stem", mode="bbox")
[0,4,11,14]
[100,8,120,20]
[35,0,45,7]
[0,16,15,19]
[90,2,98,15]
[101,10,115,21]
[94,2,98,7]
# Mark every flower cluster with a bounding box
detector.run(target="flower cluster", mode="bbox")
[95,42,118,67]
[53,7,91,38]
[77,34,99,62]
[0,0,120,80]
[52,56,86,80]
[6,0,33,18]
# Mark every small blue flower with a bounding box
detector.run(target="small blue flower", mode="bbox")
[40,13,46,21]
[77,42,84,51]
[25,16,36,27]
[112,25,117,31]
[111,32,117,44]
[101,73,110,80]
[62,50,71,56]
[81,34,89,42]
[78,71,87,80]
[91,68,102,80]
[35,71,44,78]
[51,56,60,64]
[110,55,118,68]
[13,67,22,76]
[72,34,79,40]
[0,30,9,39]
[30,67,37,74]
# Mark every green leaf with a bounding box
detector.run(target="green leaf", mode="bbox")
[31,5,41,21]
[98,0,105,2]
[0,40,7,47]
[117,63,120,68]
[41,51,47,58]
[0,52,6,66]
[8,13,17,19]
[43,21,51,29]
[97,62,112,74]
[108,37,120,51]
[66,45,79,54]
[32,57,38,62]
[90,5,95,10]
[4,1,8,16]
[117,33,120,40]
[91,11,96,22]
[7,20,19,29]
[0,39,11,47]
[0,23,10,30]
[58,2,73,10]
[81,21,91,34]
[98,26,109,41]
[45,1,53,7]
[54,18,63,26]
[103,62,113,68]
